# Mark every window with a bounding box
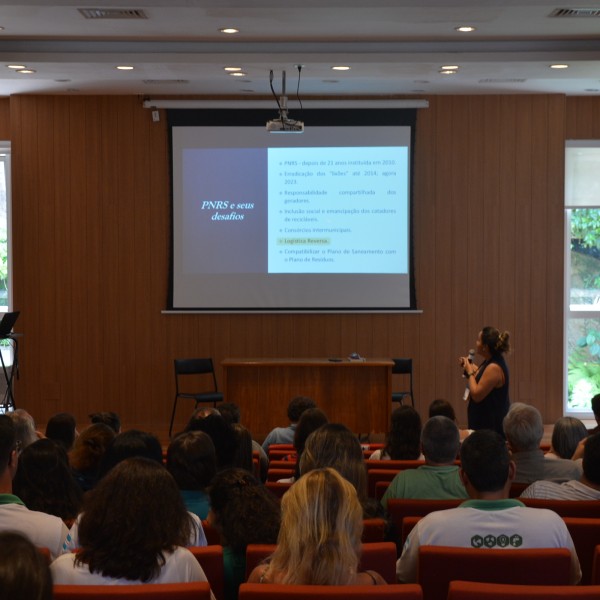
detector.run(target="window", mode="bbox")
[565,142,600,415]
[0,145,11,311]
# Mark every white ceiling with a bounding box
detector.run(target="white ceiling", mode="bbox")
[1,0,600,98]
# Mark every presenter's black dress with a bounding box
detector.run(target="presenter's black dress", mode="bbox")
[467,355,510,437]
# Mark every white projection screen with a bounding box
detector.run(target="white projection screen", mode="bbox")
[168,109,417,312]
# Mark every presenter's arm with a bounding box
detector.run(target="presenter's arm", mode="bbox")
[466,363,504,403]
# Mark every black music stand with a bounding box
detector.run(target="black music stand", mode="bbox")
[0,311,20,412]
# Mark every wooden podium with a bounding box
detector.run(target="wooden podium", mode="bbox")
[221,358,393,441]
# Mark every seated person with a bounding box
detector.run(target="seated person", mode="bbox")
[167,430,217,520]
[45,412,78,452]
[381,416,468,510]
[89,411,121,434]
[0,416,68,560]
[262,396,316,452]
[7,409,39,449]
[208,468,281,600]
[69,423,116,492]
[51,457,212,587]
[545,416,588,460]
[370,406,422,460]
[521,432,600,500]
[248,467,386,585]
[185,409,237,470]
[428,399,472,441]
[395,429,581,584]
[589,393,600,435]
[503,403,582,483]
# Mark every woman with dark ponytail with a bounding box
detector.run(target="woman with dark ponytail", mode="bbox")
[459,326,511,436]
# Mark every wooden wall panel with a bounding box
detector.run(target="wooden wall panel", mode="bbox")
[5,93,575,440]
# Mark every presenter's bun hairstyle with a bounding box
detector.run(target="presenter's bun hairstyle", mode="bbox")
[481,326,510,355]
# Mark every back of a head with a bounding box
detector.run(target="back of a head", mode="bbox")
[421,416,460,464]
[70,423,116,473]
[8,409,38,449]
[460,429,510,492]
[89,411,121,434]
[480,326,511,356]
[167,430,217,490]
[386,405,422,460]
[293,408,329,454]
[428,399,456,421]
[299,423,367,502]
[0,532,52,600]
[185,412,237,469]
[217,402,241,425]
[592,394,600,421]
[583,432,600,485]
[287,396,317,423]
[45,412,77,451]
[0,414,16,472]
[272,467,362,585]
[98,429,163,478]
[77,457,192,582]
[551,416,588,459]
[502,403,543,451]
[209,468,280,552]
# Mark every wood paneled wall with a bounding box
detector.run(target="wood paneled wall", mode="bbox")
[2,93,580,439]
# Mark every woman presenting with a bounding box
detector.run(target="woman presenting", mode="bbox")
[459,326,510,436]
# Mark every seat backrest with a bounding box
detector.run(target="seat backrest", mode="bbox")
[174,358,215,376]
[447,580,600,600]
[53,582,212,600]
[508,481,529,497]
[392,358,412,375]
[267,468,295,482]
[239,583,423,600]
[375,480,391,501]
[563,517,600,585]
[592,544,600,585]
[265,481,292,499]
[245,542,397,584]
[188,545,224,600]
[367,468,400,497]
[365,459,425,471]
[387,498,462,534]
[520,499,600,518]
[201,519,221,545]
[401,515,422,546]
[362,518,387,543]
[417,546,573,600]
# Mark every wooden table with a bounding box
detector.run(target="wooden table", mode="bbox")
[221,357,393,441]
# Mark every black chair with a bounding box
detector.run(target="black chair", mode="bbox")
[391,358,414,407]
[169,358,224,437]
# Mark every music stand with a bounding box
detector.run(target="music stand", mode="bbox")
[0,311,20,412]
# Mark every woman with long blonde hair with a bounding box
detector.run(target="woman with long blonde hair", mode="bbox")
[247,467,385,586]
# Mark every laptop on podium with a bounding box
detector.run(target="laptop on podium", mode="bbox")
[0,311,19,338]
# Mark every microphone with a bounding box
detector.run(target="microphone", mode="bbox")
[468,349,475,364]
[463,349,476,401]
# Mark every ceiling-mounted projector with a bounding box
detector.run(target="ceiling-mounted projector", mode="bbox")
[267,69,304,133]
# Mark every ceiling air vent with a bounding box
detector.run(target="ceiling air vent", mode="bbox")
[549,8,600,17]
[78,8,148,19]
[143,80,189,85]
[479,78,527,84]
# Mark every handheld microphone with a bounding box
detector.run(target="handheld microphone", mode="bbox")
[468,349,475,363]
[463,349,476,401]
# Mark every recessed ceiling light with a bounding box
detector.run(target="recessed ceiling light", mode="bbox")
[441,65,459,70]
[219,27,239,34]
[116,65,134,71]
[331,66,351,71]
[17,69,35,74]
[550,64,569,69]
[455,25,476,32]
[7,64,26,70]
[440,69,457,75]
[229,72,247,77]
[223,67,242,72]
[0,27,4,31]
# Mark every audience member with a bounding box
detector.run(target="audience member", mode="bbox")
[300,422,381,518]
[89,411,121,434]
[7,408,39,449]
[370,405,422,460]
[69,423,116,492]
[285,407,329,482]
[45,412,77,451]
[247,467,386,585]
[381,416,468,509]
[428,399,471,441]
[217,402,268,482]
[167,430,217,520]
[262,396,317,452]
[503,403,582,483]
[0,531,52,600]
[186,410,237,470]
[0,415,68,559]
[97,429,163,478]
[395,429,581,584]
[546,416,588,460]
[208,468,281,600]
[51,457,211,585]
[521,432,600,500]
[231,423,254,473]
[12,438,82,527]
[590,393,600,435]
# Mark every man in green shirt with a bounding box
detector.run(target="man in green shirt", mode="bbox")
[381,415,468,510]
